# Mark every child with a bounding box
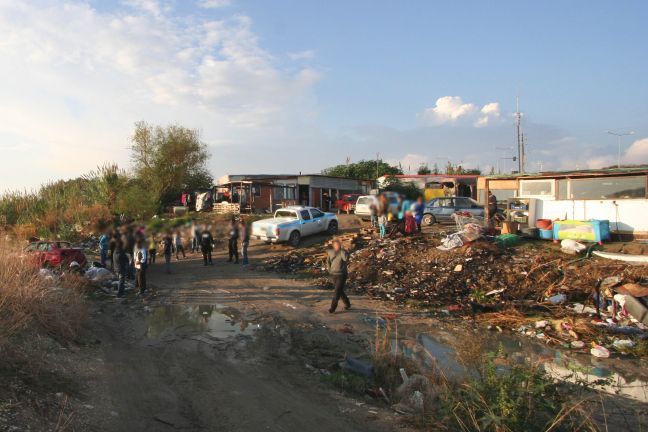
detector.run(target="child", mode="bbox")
[404,210,417,235]
[378,213,387,239]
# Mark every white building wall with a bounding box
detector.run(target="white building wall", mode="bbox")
[536,199,648,234]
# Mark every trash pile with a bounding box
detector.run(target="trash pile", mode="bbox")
[260,249,325,274]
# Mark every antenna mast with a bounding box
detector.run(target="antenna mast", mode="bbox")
[515,97,525,173]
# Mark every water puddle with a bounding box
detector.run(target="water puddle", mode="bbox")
[399,330,648,403]
[146,304,258,340]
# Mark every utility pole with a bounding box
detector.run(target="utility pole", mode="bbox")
[515,97,525,173]
[607,130,635,168]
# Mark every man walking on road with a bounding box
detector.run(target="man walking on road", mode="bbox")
[326,240,351,313]
[201,226,214,266]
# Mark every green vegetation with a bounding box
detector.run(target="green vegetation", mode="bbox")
[0,122,213,240]
[130,121,213,206]
[321,159,402,180]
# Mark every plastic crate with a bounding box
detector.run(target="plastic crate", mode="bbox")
[552,220,610,242]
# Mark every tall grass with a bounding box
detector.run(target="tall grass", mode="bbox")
[0,242,86,347]
[0,163,156,240]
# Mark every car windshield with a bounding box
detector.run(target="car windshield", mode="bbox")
[56,242,71,248]
[274,210,298,219]
[357,197,372,205]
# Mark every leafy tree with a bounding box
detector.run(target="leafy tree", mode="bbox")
[432,163,440,175]
[383,177,422,199]
[321,159,402,180]
[130,121,213,207]
[417,163,431,175]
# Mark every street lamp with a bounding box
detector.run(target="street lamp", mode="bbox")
[607,130,635,168]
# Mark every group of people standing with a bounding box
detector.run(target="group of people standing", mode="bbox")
[97,217,253,298]
[98,226,150,298]
[370,195,425,239]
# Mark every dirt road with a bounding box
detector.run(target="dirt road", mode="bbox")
[77,239,405,432]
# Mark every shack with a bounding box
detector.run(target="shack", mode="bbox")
[478,167,648,237]
[215,174,372,213]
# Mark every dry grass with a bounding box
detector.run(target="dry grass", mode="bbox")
[0,241,87,348]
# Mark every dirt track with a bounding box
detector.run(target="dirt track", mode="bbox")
[76,237,407,432]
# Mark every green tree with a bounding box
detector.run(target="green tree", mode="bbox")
[417,163,431,175]
[432,163,440,175]
[321,159,402,180]
[130,121,213,207]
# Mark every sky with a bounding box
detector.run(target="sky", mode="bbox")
[1,0,647,191]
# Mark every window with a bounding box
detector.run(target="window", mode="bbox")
[275,210,298,219]
[568,176,646,200]
[310,209,324,218]
[557,179,569,200]
[300,210,311,220]
[519,179,554,197]
[273,185,296,201]
[432,198,453,208]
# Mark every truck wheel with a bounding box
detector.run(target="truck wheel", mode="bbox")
[423,214,436,226]
[327,220,338,235]
[288,231,301,247]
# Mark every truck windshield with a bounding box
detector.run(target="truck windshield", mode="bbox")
[274,210,298,219]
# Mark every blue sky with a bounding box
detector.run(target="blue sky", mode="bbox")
[1,0,647,190]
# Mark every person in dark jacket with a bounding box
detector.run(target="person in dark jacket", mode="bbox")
[134,237,148,295]
[239,219,250,266]
[326,240,351,313]
[112,235,129,298]
[200,226,214,266]
[227,217,239,263]
[162,232,174,274]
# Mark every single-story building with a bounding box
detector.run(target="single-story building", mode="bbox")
[376,174,479,198]
[478,167,648,237]
[215,174,372,213]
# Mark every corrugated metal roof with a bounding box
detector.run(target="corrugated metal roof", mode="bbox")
[484,165,648,180]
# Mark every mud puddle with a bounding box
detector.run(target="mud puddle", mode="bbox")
[145,304,259,340]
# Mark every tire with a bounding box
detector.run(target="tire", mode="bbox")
[423,214,436,226]
[327,220,338,235]
[288,231,301,247]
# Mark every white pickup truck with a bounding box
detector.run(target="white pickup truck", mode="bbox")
[251,206,339,246]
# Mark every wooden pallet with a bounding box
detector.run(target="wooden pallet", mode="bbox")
[213,202,240,214]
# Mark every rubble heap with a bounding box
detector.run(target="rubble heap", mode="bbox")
[347,235,647,310]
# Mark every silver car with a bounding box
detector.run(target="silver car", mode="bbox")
[422,196,484,225]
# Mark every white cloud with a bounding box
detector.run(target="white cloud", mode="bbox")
[418,96,477,125]
[398,154,428,173]
[623,137,648,164]
[475,102,501,127]
[288,50,315,61]
[418,96,501,127]
[0,1,320,190]
[199,0,232,9]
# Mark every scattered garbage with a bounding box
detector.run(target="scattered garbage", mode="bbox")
[84,266,113,282]
[590,345,611,358]
[547,293,567,304]
[560,239,587,254]
[340,356,373,377]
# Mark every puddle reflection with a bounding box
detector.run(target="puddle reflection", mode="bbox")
[146,304,257,339]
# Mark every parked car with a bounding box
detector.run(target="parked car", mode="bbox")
[422,196,484,225]
[251,206,339,246]
[355,193,401,220]
[335,194,360,214]
[354,195,378,220]
[24,241,88,268]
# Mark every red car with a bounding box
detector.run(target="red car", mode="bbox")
[24,241,88,268]
[335,194,360,214]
